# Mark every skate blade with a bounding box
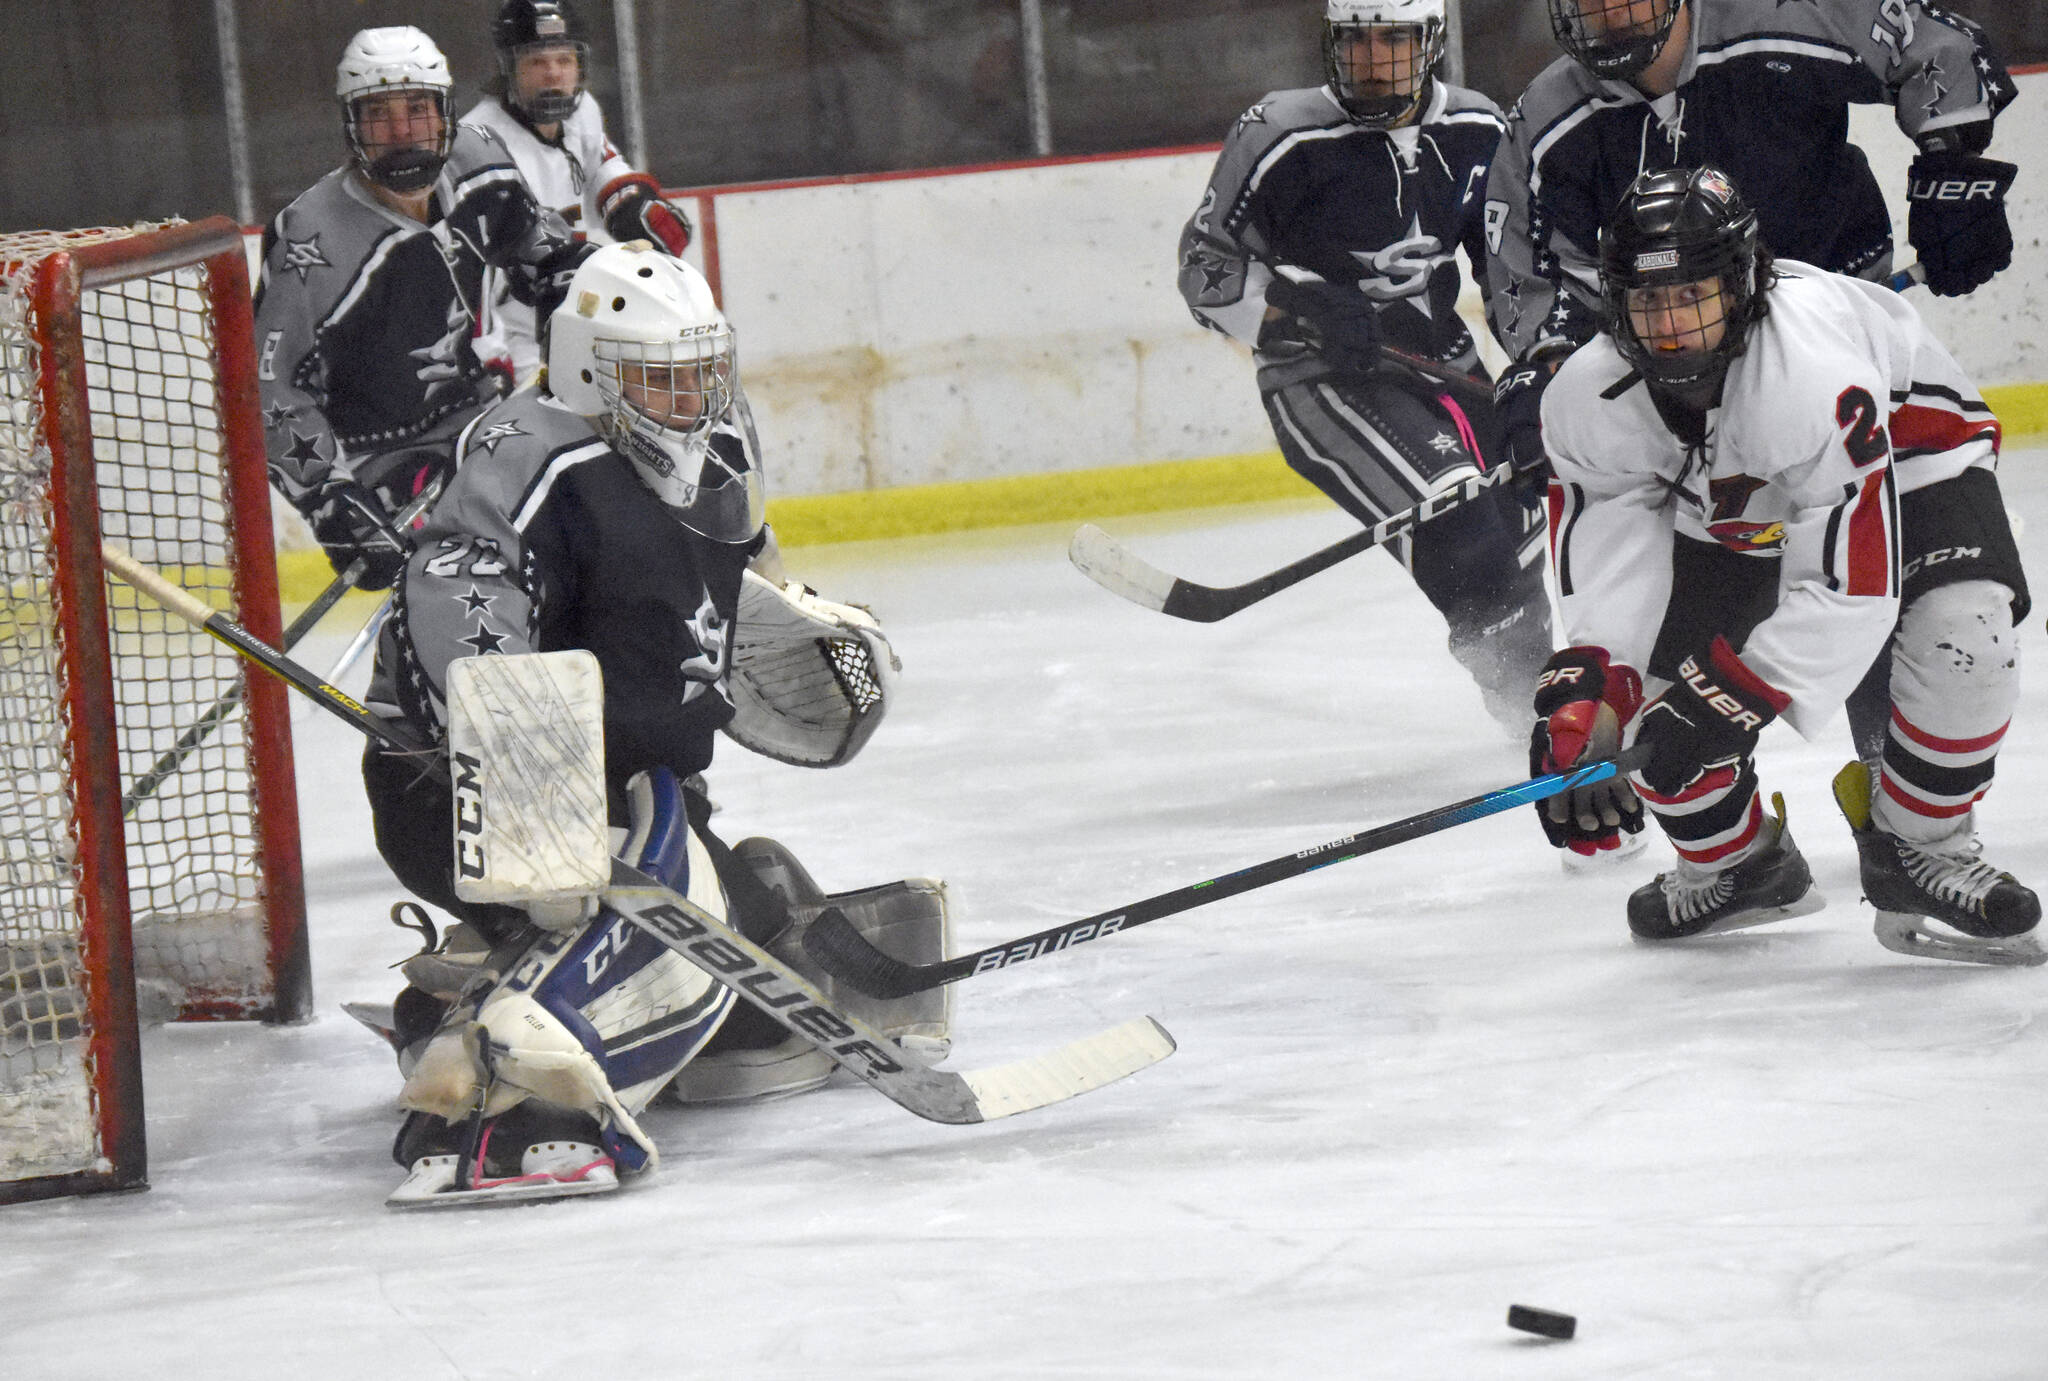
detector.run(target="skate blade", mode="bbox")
[1873,911,2048,968]
[1637,890,1827,943]
[386,1153,620,1209]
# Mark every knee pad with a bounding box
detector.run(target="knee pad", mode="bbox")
[1890,580,2020,737]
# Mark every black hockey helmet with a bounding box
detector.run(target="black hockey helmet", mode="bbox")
[1600,165,1771,397]
[1548,0,1684,83]
[1323,0,1447,129]
[493,0,588,124]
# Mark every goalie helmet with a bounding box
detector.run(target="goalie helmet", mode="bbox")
[337,27,454,195]
[493,0,589,125]
[1547,0,1684,83]
[548,243,762,543]
[1600,165,1770,399]
[1323,0,1446,128]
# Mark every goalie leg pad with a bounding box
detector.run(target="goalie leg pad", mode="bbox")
[394,768,736,1184]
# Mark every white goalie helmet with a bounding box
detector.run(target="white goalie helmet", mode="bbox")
[548,243,762,543]
[1323,0,1447,128]
[337,27,455,194]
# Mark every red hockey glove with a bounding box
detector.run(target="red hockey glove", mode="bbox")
[1531,646,1645,855]
[1633,636,1789,798]
[598,173,692,257]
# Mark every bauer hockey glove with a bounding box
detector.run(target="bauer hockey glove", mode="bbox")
[1632,636,1789,798]
[598,173,693,257]
[1493,347,1563,508]
[1907,150,2017,297]
[1531,646,1644,855]
[1260,272,1382,374]
[309,476,409,591]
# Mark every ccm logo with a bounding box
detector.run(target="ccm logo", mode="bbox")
[1677,655,1765,732]
[1902,545,1982,579]
[1909,178,2002,203]
[452,750,487,881]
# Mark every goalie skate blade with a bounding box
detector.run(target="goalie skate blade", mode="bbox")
[386,1153,621,1210]
[1873,911,2048,968]
[1068,524,1177,613]
[340,1001,402,1054]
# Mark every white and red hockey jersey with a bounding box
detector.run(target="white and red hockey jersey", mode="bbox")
[1542,262,2000,738]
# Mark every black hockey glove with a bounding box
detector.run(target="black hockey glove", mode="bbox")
[598,173,693,257]
[309,477,409,591]
[1493,350,1558,509]
[1260,273,1382,373]
[1531,646,1644,856]
[1907,150,2017,297]
[1633,636,1788,798]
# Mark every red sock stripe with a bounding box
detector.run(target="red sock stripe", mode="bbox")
[1673,795,1763,864]
[1889,708,2009,755]
[1633,762,1739,808]
[1879,771,1981,819]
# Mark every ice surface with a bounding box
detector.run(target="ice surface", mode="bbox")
[7,451,2048,1380]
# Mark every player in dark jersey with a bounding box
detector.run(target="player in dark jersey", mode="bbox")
[1177,0,1550,732]
[253,26,592,592]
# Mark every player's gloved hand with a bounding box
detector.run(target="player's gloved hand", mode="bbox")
[1494,349,1558,508]
[1531,646,1644,855]
[309,476,409,590]
[598,173,693,257]
[1632,636,1788,797]
[1907,150,2017,296]
[529,239,598,320]
[1260,272,1382,372]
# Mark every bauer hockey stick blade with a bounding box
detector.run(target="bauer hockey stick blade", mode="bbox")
[1070,463,1517,622]
[806,743,1657,998]
[100,543,1175,1125]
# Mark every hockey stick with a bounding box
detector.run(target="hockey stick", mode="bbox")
[804,743,1656,999]
[322,590,394,686]
[1888,262,1926,292]
[122,481,442,817]
[1071,462,1516,622]
[100,543,1173,1125]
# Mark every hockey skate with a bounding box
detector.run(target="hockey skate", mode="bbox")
[1626,793,1824,940]
[1832,762,2045,967]
[388,1104,619,1209]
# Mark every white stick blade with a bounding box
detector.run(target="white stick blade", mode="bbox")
[1068,525,1175,612]
[958,1016,1176,1121]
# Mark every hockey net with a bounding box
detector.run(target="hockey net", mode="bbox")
[0,219,307,1205]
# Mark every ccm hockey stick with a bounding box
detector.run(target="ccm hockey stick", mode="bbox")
[101,544,1174,1125]
[122,480,442,816]
[805,743,1656,999]
[1071,462,1516,622]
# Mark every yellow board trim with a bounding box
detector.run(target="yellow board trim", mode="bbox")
[273,385,2048,606]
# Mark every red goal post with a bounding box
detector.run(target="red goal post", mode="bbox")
[0,217,308,1206]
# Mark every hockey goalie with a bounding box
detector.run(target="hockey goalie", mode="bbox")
[354,240,947,1207]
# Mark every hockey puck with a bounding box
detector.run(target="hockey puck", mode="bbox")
[1506,1305,1576,1340]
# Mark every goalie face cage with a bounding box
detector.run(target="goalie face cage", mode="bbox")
[0,219,308,1205]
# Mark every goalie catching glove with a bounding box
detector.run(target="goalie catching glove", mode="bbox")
[1531,646,1644,857]
[725,568,899,767]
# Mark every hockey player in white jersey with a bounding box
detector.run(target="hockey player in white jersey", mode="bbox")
[1530,166,2038,963]
[358,243,942,1205]
[1177,0,1549,732]
[254,26,593,591]
[464,0,693,385]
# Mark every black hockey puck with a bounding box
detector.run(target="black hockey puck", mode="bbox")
[1507,1305,1576,1339]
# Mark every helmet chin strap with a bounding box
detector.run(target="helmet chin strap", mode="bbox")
[366,147,446,195]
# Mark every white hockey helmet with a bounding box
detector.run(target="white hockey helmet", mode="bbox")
[337,27,455,194]
[548,243,761,543]
[1323,0,1446,128]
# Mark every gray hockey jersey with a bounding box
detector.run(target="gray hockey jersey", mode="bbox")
[1484,0,2013,363]
[253,125,587,516]
[365,388,763,796]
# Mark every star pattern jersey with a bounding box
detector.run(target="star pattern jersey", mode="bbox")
[252,124,588,516]
[463,94,642,379]
[1542,263,2001,738]
[1484,0,2015,362]
[365,389,763,794]
[1177,80,1504,387]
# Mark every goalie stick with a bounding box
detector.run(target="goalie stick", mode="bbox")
[1071,462,1516,622]
[122,481,442,816]
[100,542,1174,1125]
[804,743,1655,999]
